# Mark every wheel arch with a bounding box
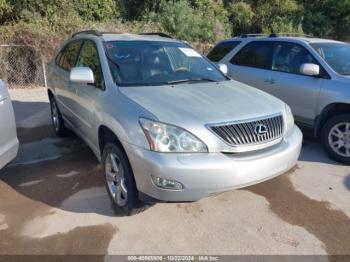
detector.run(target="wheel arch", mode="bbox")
[98,125,127,158]
[315,103,350,136]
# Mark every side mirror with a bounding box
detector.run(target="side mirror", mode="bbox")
[70,67,94,84]
[218,63,228,76]
[300,63,320,76]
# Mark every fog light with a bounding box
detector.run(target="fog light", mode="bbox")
[151,175,184,190]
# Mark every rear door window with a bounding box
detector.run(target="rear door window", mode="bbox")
[207,41,241,62]
[60,40,83,71]
[230,41,273,70]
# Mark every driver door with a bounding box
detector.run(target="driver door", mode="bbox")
[71,40,105,150]
[263,42,325,125]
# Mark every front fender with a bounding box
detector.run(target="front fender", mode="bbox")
[95,88,157,152]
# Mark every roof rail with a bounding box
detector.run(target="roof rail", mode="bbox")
[241,34,268,38]
[269,33,313,38]
[139,32,173,39]
[72,30,103,38]
[72,30,124,38]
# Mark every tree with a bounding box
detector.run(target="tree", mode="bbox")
[0,0,12,24]
[149,0,230,42]
[301,0,350,41]
[119,0,161,20]
[226,0,302,35]
[227,1,254,35]
[73,0,119,21]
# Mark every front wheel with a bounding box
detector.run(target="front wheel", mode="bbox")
[321,114,350,164]
[49,96,67,137]
[102,143,148,216]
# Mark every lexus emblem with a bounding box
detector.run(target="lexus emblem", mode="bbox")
[254,124,268,135]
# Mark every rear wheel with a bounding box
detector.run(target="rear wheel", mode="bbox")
[102,143,148,215]
[49,96,67,137]
[321,114,350,164]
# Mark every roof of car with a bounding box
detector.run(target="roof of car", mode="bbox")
[102,33,179,42]
[72,30,180,43]
[224,35,345,45]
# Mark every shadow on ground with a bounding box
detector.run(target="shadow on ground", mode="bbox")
[297,126,341,165]
[0,140,119,215]
[12,100,50,128]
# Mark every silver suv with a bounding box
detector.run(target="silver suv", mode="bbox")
[0,80,18,169]
[208,34,350,164]
[47,31,302,215]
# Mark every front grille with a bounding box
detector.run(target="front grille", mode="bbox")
[210,115,284,146]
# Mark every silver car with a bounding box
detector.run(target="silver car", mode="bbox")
[208,34,350,164]
[47,31,302,215]
[0,80,18,169]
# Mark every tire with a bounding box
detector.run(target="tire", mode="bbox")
[49,96,67,137]
[102,143,148,216]
[321,114,350,165]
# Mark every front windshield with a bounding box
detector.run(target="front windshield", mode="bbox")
[104,41,227,86]
[311,43,350,75]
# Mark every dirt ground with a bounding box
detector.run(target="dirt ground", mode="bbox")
[0,88,349,260]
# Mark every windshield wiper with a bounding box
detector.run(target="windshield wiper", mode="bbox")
[167,78,218,85]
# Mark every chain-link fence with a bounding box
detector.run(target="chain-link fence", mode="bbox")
[0,45,46,89]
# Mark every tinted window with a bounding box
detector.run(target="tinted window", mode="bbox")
[60,41,82,71]
[207,41,241,62]
[231,41,273,69]
[272,42,318,74]
[55,49,65,66]
[76,40,103,85]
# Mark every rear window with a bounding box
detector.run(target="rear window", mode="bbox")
[230,41,273,70]
[207,41,241,62]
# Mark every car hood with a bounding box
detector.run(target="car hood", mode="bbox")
[119,80,285,126]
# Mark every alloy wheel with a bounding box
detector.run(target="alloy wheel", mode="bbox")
[328,122,350,157]
[51,100,59,131]
[105,152,128,207]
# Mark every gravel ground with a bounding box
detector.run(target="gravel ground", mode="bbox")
[0,88,349,260]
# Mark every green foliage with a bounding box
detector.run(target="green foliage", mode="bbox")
[0,0,349,49]
[73,0,119,21]
[120,0,161,20]
[7,0,119,26]
[226,0,302,35]
[148,0,230,42]
[254,0,302,33]
[0,0,10,16]
[301,0,350,41]
[227,1,254,35]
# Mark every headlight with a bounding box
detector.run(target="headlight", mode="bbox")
[285,104,294,132]
[139,118,208,153]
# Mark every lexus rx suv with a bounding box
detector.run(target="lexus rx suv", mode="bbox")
[0,80,18,169]
[208,34,350,164]
[47,31,302,215]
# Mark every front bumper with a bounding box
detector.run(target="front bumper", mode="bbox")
[124,126,302,202]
